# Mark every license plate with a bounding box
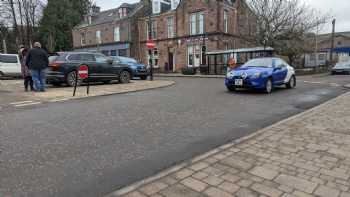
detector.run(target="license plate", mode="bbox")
[235,79,243,86]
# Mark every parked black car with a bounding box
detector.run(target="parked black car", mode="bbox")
[110,56,149,80]
[47,52,133,86]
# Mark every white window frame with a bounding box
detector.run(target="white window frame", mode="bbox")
[171,0,180,10]
[198,13,204,34]
[114,27,120,42]
[81,32,86,46]
[153,0,160,14]
[96,30,101,44]
[167,16,174,38]
[190,14,196,35]
[224,10,228,33]
[152,21,157,39]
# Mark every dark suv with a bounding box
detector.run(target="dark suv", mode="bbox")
[47,52,132,86]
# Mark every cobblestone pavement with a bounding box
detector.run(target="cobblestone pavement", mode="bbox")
[110,91,350,197]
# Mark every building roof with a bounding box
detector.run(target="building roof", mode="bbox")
[75,2,141,28]
[318,31,350,42]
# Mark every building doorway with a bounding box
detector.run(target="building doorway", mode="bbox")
[168,51,174,72]
[187,44,205,68]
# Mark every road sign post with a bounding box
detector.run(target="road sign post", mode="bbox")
[146,39,155,81]
[73,65,90,96]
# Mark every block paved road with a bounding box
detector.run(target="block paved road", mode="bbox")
[0,75,349,197]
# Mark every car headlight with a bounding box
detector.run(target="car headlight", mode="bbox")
[251,72,262,79]
[227,72,234,78]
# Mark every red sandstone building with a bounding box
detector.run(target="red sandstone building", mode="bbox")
[72,0,256,72]
[137,0,256,72]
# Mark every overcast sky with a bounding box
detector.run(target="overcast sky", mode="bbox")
[94,0,350,34]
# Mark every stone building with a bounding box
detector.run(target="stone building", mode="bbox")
[137,0,256,72]
[72,0,256,72]
[72,3,147,58]
[304,31,350,67]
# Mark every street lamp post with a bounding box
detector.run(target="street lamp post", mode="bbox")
[148,0,154,81]
[330,19,336,69]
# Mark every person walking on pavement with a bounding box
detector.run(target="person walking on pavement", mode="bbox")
[26,42,49,92]
[21,48,34,91]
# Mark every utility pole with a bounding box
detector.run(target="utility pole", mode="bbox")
[330,19,336,69]
[148,0,154,81]
[314,19,319,67]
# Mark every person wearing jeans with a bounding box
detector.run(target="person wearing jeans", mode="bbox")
[26,42,49,92]
[30,69,47,91]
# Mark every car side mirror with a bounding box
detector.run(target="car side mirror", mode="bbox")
[107,58,113,64]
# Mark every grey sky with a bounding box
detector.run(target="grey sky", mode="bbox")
[94,0,350,33]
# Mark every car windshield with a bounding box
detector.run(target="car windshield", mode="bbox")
[117,56,137,64]
[241,58,273,68]
[0,55,18,63]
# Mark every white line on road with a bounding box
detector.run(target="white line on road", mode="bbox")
[10,101,35,105]
[14,102,42,107]
[303,81,341,87]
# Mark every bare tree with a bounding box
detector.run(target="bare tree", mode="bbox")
[244,0,330,65]
[0,0,44,47]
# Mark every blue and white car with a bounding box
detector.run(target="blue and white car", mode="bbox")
[225,57,296,93]
[111,56,149,80]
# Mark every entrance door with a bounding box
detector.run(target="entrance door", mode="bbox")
[168,52,174,72]
[194,53,200,68]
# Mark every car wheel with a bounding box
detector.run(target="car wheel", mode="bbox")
[66,71,82,87]
[286,75,296,89]
[264,78,273,94]
[140,76,148,80]
[119,70,131,84]
[227,86,236,92]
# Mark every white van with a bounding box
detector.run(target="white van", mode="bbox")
[0,54,22,77]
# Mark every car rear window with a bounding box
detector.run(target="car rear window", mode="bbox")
[67,54,81,61]
[49,56,58,63]
[0,55,18,63]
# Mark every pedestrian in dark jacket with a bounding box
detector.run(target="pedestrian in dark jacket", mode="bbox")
[26,42,49,92]
[21,48,34,91]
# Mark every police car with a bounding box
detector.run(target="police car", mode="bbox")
[225,57,296,94]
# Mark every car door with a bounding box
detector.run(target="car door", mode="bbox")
[79,53,98,79]
[94,54,116,79]
[273,59,288,85]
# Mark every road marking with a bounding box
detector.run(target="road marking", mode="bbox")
[14,102,42,107]
[303,81,323,84]
[10,101,35,105]
[303,81,341,87]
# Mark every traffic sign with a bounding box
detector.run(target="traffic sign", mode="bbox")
[73,65,90,96]
[78,65,89,79]
[146,40,156,49]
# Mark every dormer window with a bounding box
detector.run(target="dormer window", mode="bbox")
[171,0,179,10]
[153,0,160,14]
[119,8,128,18]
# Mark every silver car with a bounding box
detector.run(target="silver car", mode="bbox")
[332,61,350,75]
